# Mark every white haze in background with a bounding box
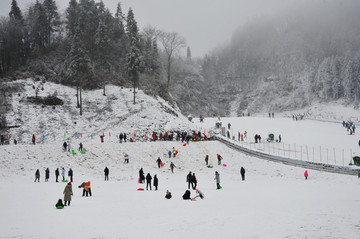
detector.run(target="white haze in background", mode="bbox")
[0,0,295,57]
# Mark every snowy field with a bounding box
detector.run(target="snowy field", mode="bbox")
[1,117,360,239]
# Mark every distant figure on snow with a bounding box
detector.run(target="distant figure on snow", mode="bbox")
[192,189,204,201]
[32,134,36,145]
[104,167,109,181]
[304,170,308,180]
[35,169,40,182]
[183,190,191,200]
[63,142,67,151]
[240,167,245,181]
[153,174,158,190]
[68,168,73,182]
[156,157,162,168]
[63,182,73,206]
[139,168,145,183]
[165,190,172,199]
[100,135,104,143]
[217,154,223,165]
[215,171,221,189]
[79,143,83,151]
[170,162,176,173]
[45,168,50,182]
[55,199,64,209]
[205,155,209,165]
[146,173,152,190]
[124,153,129,164]
[186,171,192,189]
[55,168,59,182]
[61,168,65,181]
[191,173,197,190]
[228,123,231,129]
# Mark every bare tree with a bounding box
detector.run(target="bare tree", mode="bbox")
[158,31,186,91]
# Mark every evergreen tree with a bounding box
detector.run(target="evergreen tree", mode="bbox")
[43,0,60,47]
[68,26,93,115]
[66,0,78,39]
[187,46,192,61]
[9,0,23,22]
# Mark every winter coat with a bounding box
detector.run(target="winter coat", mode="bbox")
[68,169,73,177]
[104,167,109,175]
[84,182,91,191]
[139,169,145,180]
[35,169,40,178]
[183,190,191,200]
[55,168,59,176]
[45,169,50,178]
[304,171,308,177]
[56,199,64,208]
[61,169,65,177]
[186,173,192,182]
[165,192,172,199]
[153,176,158,186]
[240,167,245,176]
[63,184,73,201]
[146,173,152,182]
[215,172,220,183]
[191,174,197,183]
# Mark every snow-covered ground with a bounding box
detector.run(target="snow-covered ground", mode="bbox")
[1,115,360,238]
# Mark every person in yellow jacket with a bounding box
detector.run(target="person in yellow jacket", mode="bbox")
[84,181,92,196]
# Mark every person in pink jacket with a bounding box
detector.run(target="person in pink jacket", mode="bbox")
[304,170,308,180]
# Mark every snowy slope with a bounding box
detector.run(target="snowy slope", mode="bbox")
[3,79,193,144]
[1,116,360,238]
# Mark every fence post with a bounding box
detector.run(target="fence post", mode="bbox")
[333,148,336,164]
[342,149,344,166]
[294,144,297,158]
[313,147,315,163]
[306,145,309,161]
[327,148,329,164]
[320,146,322,162]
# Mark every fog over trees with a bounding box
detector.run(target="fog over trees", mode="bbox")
[1,0,360,116]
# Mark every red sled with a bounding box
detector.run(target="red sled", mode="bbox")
[160,162,164,167]
[137,188,144,191]
[183,143,187,146]
[175,150,178,155]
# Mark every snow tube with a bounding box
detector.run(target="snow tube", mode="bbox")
[72,151,77,155]
[183,143,187,146]
[207,165,213,168]
[219,186,222,189]
[137,188,144,191]
[223,164,227,167]
[138,178,141,183]
[62,180,68,182]
[56,206,64,209]
[80,151,86,154]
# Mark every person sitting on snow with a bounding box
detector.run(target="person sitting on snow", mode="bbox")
[182,190,191,200]
[191,189,204,201]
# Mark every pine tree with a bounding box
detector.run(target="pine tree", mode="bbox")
[66,0,78,39]
[68,26,93,115]
[9,0,23,22]
[43,0,60,47]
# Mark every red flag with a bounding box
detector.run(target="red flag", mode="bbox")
[9,134,11,139]
[109,132,111,136]
[81,133,83,138]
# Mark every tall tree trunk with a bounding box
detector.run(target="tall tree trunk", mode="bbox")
[133,83,136,104]
[76,85,79,108]
[166,56,171,91]
[80,86,83,116]
[103,84,106,96]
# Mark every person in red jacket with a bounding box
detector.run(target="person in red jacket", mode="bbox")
[304,170,308,180]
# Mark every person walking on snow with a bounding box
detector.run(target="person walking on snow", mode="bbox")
[55,168,59,182]
[304,170,309,180]
[153,174,159,190]
[191,173,197,190]
[124,153,129,164]
[104,167,109,181]
[156,157,162,168]
[215,171,221,189]
[187,172,192,189]
[170,162,176,173]
[32,134,36,145]
[63,182,73,206]
[205,155,209,165]
[168,150,172,158]
[45,168,50,182]
[228,123,231,130]
[61,168,65,181]
[172,147,176,157]
[217,154,223,165]
[68,168,73,182]
[139,168,145,183]
[35,169,40,182]
[240,167,245,181]
[146,173,152,190]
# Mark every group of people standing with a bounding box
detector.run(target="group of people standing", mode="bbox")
[35,167,73,183]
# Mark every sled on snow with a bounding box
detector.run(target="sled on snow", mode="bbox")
[353,156,360,166]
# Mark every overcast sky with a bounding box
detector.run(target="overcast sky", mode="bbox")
[0,0,294,57]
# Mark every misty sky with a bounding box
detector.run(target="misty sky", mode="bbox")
[0,0,294,57]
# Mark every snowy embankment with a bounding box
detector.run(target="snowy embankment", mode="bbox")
[3,79,194,144]
[1,116,360,238]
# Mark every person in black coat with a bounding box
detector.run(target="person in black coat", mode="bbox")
[165,190,172,199]
[45,168,50,182]
[55,168,59,182]
[123,133,127,142]
[191,173,197,190]
[63,142,67,151]
[240,167,246,181]
[35,169,40,182]
[68,168,73,182]
[183,190,191,200]
[146,173,152,190]
[56,199,64,208]
[153,174,158,190]
[186,172,192,189]
[104,167,109,181]
[139,168,145,183]
[119,133,123,143]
